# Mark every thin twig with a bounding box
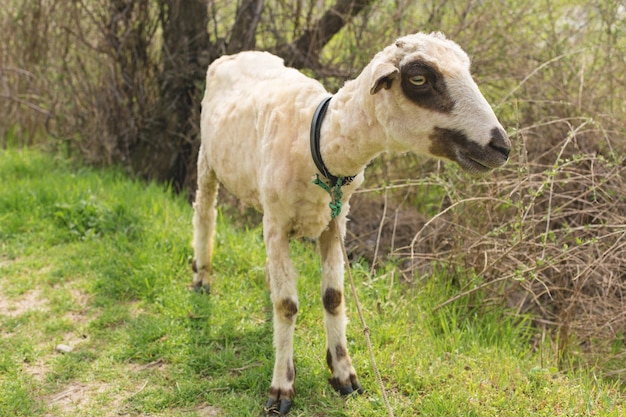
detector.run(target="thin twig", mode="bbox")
[338,219,395,417]
[498,49,586,105]
[370,186,389,275]
[409,196,509,259]
[541,119,591,260]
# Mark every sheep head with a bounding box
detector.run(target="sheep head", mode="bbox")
[367,32,510,173]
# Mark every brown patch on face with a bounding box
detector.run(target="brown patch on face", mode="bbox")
[429,127,469,161]
[278,298,298,320]
[322,287,342,315]
[400,60,455,114]
[429,127,507,173]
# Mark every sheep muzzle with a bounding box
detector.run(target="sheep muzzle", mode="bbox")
[428,127,510,173]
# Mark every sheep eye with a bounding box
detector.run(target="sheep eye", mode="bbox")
[409,75,427,86]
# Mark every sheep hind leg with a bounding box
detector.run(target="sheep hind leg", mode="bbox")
[319,217,364,396]
[192,163,219,293]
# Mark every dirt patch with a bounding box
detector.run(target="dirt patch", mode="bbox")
[23,358,48,383]
[47,382,100,410]
[194,404,222,416]
[0,257,17,268]
[0,289,48,317]
[61,288,92,326]
[129,357,168,373]
[44,380,222,417]
[44,382,122,417]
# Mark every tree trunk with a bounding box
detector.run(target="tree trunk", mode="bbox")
[160,0,211,191]
[278,0,376,69]
[227,0,264,54]
[129,0,210,192]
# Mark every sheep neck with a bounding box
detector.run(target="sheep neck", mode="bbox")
[318,75,387,178]
[310,96,355,187]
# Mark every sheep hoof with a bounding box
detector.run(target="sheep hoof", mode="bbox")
[338,383,364,396]
[191,281,211,294]
[338,385,365,397]
[264,397,293,415]
[330,375,364,396]
[191,262,211,294]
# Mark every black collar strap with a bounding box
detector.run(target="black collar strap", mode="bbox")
[310,96,355,187]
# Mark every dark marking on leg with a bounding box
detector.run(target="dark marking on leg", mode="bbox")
[335,344,347,360]
[192,279,210,294]
[328,376,343,392]
[323,287,342,315]
[191,261,211,293]
[278,298,298,320]
[326,348,333,372]
[286,361,295,383]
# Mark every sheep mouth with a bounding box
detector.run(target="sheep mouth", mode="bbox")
[456,154,496,173]
[429,127,507,174]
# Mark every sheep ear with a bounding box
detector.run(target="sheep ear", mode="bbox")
[370,62,399,95]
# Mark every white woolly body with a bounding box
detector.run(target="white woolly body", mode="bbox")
[200,51,363,239]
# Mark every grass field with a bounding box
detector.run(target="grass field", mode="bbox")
[0,148,623,416]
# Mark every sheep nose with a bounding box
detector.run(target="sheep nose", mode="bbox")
[488,127,511,159]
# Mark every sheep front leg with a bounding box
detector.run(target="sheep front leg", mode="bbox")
[319,217,364,396]
[263,219,298,415]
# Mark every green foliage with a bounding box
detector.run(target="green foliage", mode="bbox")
[0,373,40,417]
[52,198,139,241]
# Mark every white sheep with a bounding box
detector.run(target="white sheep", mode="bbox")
[192,32,510,415]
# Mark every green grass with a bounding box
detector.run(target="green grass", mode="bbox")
[0,148,623,416]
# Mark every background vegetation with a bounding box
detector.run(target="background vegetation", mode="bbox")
[1,0,625,412]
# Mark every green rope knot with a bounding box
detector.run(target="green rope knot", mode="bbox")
[312,174,344,219]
